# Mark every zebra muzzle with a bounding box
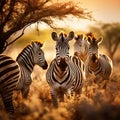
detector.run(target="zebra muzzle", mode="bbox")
[42,61,48,69]
[91,54,98,63]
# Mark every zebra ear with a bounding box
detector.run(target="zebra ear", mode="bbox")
[80,34,83,40]
[51,32,58,41]
[87,36,92,44]
[75,35,79,40]
[97,37,103,45]
[74,34,79,40]
[75,34,83,41]
[41,41,46,47]
[31,41,43,48]
[67,31,74,41]
[31,41,35,46]
[39,42,43,47]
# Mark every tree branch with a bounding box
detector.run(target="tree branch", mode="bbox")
[0,0,15,31]
[6,23,31,47]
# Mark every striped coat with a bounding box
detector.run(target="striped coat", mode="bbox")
[46,31,83,107]
[71,55,84,96]
[0,54,20,114]
[85,36,113,88]
[16,41,48,99]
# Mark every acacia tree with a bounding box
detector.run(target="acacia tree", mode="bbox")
[0,0,91,53]
[101,23,120,60]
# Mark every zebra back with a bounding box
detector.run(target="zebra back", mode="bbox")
[0,54,20,114]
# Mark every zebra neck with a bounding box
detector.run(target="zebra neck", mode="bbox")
[58,61,67,71]
[16,45,34,73]
[53,61,69,81]
[18,60,34,73]
[89,59,101,73]
[55,59,67,72]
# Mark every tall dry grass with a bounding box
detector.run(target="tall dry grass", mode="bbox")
[1,41,120,120]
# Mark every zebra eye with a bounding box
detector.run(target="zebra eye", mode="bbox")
[39,52,41,55]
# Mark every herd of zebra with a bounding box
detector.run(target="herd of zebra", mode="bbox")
[0,31,113,118]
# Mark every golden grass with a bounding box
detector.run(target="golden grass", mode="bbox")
[0,62,120,120]
[1,43,120,120]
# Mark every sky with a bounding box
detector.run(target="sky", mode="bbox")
[64,0,120,30]
[80,0,120,22]
[41,0,120,30]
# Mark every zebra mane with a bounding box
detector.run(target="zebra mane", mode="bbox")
[59,33,64,42]
[16,41,43,61]
[86,32,97,42]
[32,41,43,47]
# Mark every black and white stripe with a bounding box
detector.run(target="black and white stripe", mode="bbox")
[0,54,20,114]
[16,41,48,99]
[46,31,83,107]
[71,55,84,96]
[85,36,113,88]
[46,31,75,107]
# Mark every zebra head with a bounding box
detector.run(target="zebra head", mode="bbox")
[32,41,48,69]
[74,34,89,61]
[51,31,74,65]
[87,36,103,63]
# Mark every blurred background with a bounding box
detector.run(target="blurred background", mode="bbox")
[0,0,120,120]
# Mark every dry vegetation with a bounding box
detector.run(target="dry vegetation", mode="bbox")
[1,39,120,120]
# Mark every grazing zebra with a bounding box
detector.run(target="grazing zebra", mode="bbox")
[16,41,48,99]
[46,31,83,107]
[85,36,113,89]
[74,34,89,62]
[0,54,20,115]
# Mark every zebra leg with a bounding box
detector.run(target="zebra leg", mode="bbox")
[19,85,30,114]
[65,90,70,99]
[69,87,75,100]
[74,89,82,100]
[82,79,89,96]
[21,84,30,99]
[94,76,108,89]
[50,89,58,108]
[59,93,64,102]
[98,80,108,89]
[1,92,14,113]
[70,86,74,97]
[1,92,15,119]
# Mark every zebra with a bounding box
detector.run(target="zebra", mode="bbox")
[0,54,20,116]
[74,34,89,62]
[71,55,85,97]
[46,31,83,107]
[16,41,48,99]
[84,36,113,89]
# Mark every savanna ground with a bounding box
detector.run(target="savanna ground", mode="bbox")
[0,30,120,120]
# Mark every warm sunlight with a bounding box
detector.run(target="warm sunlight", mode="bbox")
[35,0,120,31]
[1,0,120,120]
